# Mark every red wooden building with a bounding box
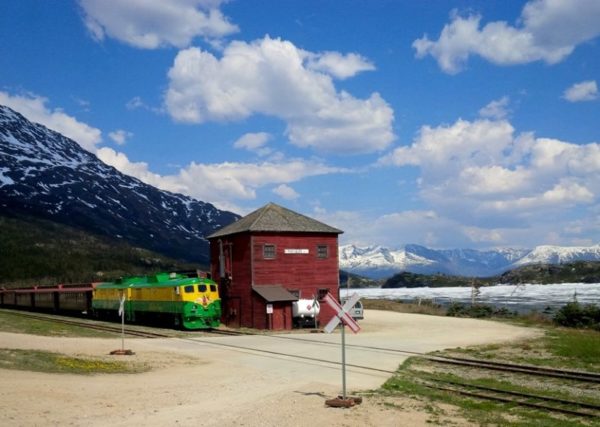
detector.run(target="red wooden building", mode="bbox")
[207,203,343,330]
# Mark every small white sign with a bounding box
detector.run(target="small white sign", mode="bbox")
[266,303,273,314]
[284,248,309,254]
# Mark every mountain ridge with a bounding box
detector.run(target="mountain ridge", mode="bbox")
[339,243,600,278]
[0,105,239,264]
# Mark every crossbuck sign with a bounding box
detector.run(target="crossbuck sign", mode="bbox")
[323,292,361,334]
[322,292,361,400]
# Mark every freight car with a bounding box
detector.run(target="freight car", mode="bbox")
[0,272,221,330]
[0,283,94,314]
[93,272,221,330]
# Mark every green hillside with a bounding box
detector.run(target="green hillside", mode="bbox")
[339,270,382,288]
[382,261,600,288]
[499,261,600,284]
[382,271,486,288]
[0,214,202,288]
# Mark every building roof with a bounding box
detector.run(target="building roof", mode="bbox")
[207,202,343,238]
[252,285,298,302]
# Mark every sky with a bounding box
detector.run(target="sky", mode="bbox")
[1,0,599,250]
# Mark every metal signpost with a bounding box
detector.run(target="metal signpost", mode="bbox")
[322,292,361,402]
[110,291,133,356]
[118,291,126,351]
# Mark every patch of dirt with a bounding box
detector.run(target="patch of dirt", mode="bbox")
[0,310,538,426]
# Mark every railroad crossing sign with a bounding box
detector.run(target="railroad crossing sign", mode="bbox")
[323,292,361,334]
[322,292,361,403]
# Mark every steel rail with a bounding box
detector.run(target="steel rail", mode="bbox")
[426,356,600,383]
[422,380,600,419]
[5,309,600,384]
[0,310,171,339]
[432,378,600,412]
[204,328,600,383]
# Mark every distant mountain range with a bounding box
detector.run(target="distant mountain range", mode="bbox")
[0,105,239,264]
[3,103,600,279]
[339,243,600,278]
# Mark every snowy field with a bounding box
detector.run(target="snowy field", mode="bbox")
[341,283,600,313]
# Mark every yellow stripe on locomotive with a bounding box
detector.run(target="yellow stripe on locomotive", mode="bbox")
[92,272,221,330]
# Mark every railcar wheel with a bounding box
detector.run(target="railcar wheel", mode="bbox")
[173,314,182,329]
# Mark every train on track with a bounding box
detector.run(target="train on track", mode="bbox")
[0,272,221,330]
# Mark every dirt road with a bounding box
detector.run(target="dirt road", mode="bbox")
[0,310,538,426]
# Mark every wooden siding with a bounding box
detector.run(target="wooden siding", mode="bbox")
[210,233,253,327]
[210,231,340,329]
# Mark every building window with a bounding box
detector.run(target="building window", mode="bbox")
[318,288,329,300]
[317,245,328,258]
[263,244,276,259]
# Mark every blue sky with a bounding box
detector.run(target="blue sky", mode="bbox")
[1,0,599,250]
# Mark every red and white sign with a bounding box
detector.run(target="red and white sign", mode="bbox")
[322,293,361,334]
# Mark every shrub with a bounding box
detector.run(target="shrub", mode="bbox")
[553,302,600,330]
[446,303,516,318]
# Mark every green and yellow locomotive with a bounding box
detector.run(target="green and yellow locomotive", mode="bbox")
[92,272,221,330]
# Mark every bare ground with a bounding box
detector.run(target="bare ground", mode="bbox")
[0,310,539,426]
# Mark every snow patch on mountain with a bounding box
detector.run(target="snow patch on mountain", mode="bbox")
[339,244,600,279]
[513,245,600,266]
[0,104,239,263]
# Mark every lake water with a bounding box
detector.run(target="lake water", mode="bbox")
[340,283,600,314]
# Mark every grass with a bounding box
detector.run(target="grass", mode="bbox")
[0,310,117,337]
[0,348,147,374]
[378,323,600,426]
[546,328,600,367]
[451,327,600,372]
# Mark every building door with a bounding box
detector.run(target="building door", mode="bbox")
[272,305,285,330]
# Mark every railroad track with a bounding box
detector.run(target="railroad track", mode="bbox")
[422,378,600,418]
[164,333,600,419]
[5,309,600,420]
[1,310,171,339]
[426,355,600,383]
[6,310,600,385]
[203,329,600,384]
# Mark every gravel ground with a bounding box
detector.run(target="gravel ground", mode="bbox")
[0,310,539,426]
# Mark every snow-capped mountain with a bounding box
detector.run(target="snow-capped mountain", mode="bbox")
[0,105,239,264]
[512,245,600,267]
[339,243,600,278]
[339,245,437,278]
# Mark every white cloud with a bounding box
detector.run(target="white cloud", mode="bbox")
[96,147,182,191]
[0,91,102,151]
[79,0,238,49]
[563,80,598,102]
[414,0,600,73]
[483,180,594,212]
[126,96,146,110]
[272,184,299,200]
[97,147,345,210]
[125,96,164,114]
[165,36,395,154]
[233,132,272,156]
[382,118,515,170]
[305,51,375,79]
[108,129,133,145]
[479,96,510,119]
[317,208,472,248]
[380,117,600,227]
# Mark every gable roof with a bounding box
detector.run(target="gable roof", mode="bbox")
[207,202,343,238]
